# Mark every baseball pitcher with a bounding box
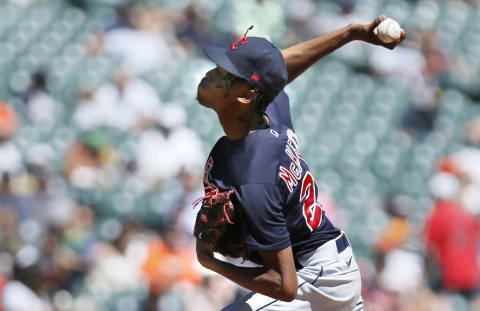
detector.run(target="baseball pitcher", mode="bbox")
[194,16,405,311]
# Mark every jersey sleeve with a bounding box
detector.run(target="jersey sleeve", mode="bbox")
[235,183,291,251]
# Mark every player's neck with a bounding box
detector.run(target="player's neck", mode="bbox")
[219,113,269,140]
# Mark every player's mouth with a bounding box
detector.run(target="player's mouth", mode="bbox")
[196,87,207,107]
[196,93,204,104]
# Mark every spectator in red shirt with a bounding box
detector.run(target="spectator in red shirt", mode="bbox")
[424,172,480,298]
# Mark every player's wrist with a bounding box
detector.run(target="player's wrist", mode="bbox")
[197,248,216,268]
[196,238,216,266]
[347,22,367,41]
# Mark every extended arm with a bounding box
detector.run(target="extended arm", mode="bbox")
[196,238,298,302]
[281,16,406,83]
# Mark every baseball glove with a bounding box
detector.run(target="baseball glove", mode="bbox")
[193,186,261,264]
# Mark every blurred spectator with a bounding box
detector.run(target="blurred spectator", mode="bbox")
[115,221,150,272]
[64,129,120,189]
[368,44,425,78]
[377,249,424,295]
[0,102,22,177]
[0,208,22,256]
[22,71,59,131]
[100,5,131,32]
[2,262,49,311]
[142,225,201,296]
[460,181,480,216]
[287,0,322,39]
[401,31,448,137]
[85,241,144,295]
[67,0,88,10]
[466,117,480,145]
[62,205,96,257]
[102,3,186,74]
[401,84,442,137]
[436,117,480,215]
[450,120,480,185]
[371,195,424,306]
[424,172,480,299]
[74,67,162,132]
[0,102,19,142]
[107,66,162,132]
[134,105,203,187]
[175,4,216,50]
[174,167,204,237]
[72,83,100,130]
[310,0,363,35]
[228,0,286,41]
[375,195,412,256]
[367,29,449,138]
[421,30,449,80]
[184,269,238,311]
[37,227,78,295]
[6,0,37,5]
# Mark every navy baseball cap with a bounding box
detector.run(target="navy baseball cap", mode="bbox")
[202,35,288,104]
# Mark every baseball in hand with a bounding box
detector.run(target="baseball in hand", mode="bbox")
[376,18,402,43]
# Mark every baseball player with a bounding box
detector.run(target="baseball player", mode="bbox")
[195,16,405,311]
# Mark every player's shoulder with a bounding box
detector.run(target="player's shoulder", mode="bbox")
[212,124,288,152]
[249,123,290,156]
[208,128,290,185]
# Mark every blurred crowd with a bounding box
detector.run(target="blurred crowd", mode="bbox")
[0,0,480,310]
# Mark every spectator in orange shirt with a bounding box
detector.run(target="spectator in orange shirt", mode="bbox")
[142,225,202,295]
[0,102,19,141]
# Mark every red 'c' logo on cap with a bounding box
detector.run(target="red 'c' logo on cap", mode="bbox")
[231,37,248,50]
[251,73,260,82]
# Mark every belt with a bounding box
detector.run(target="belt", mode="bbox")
[295,232,350,270]
[336,233,349,254]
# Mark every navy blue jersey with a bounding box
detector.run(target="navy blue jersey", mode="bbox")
[202,91,340,259]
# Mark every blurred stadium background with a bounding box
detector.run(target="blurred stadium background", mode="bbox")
[0,0,480,310]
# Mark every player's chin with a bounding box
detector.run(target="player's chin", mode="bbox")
[196,88,210,108]
[196,92,209,108]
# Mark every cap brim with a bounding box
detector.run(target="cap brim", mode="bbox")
[202,44,242,78]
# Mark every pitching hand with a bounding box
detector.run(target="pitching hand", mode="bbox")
[351,15,406,50]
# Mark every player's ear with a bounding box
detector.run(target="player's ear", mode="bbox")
[236,89,256,105]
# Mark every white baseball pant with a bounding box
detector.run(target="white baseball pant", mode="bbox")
[221,232,364,311]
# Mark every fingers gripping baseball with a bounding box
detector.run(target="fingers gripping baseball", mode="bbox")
[372,15,406,49]
[357,15,405,50]
[370,15,387,33]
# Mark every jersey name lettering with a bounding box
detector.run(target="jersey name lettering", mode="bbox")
[279,166,298,192]
[279,129,303,193]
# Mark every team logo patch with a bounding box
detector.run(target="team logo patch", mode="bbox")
[231,37,248,50]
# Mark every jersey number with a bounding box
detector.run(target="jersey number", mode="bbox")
[300,172,322,231]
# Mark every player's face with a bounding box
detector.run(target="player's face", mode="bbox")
[196,66,246,111]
